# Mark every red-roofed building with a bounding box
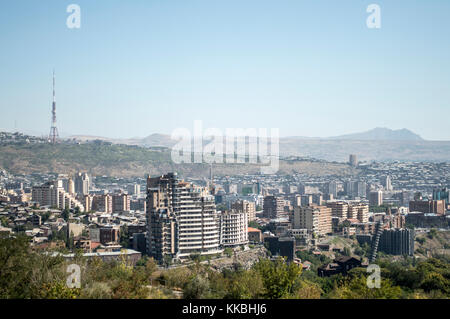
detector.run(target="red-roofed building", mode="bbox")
[248,227,262,243]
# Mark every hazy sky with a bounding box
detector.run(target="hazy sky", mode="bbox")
[0,0,449,140]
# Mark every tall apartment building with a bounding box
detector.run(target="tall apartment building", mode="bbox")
[383,176,393,191]
[231,200,256,221]
[433,188,450,204]
[344,181,353,197]
[112,193,131,213]
[345,181,366,198]
[293,205,332,236]
[263,195,285,219]
[312,194,323,206]
[61,177,75,195]
[99,226,120,244]
[349,154,358,167]
[401,191,414,206]
[327,181,338,198]
[356,182,367,198]
[391,213,406,229]
[347,205,358,219]
[146,173,222,262]
[220,210,248,247]
[127,184,141,196]
[74,173,90,196]
[326,202,369,223]
[409,199,445,215]
[355,204,369,223]
[92,194,113,213]
[83,195,93,212]
[327,202,348,219]
[369,190,383,206]
[32,180,85,212]
[130,198,147,212]
[300,194,313,207]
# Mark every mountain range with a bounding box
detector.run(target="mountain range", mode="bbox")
[4,127,449,163]
[66,127,450,163]
[328,127,423,141]
[69,127,425,147]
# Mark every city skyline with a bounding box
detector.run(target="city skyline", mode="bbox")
[1,1,450,140]
[1,1,449,304]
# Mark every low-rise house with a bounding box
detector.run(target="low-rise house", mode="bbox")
[248,227,263,243]
[318,256,363,277]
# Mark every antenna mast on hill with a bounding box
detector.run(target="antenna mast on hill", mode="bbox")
[48,70,60,144]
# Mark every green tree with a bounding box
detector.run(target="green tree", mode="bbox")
[61,208,70,222]
[0,235,66,298]
[248,221,261,229]
[225,269,265,299]
[253,257,302,299]
[331,275,402,299]
[38,281,81,299]
[420,272,449,293]
[291,280,322,299]
[183,275,210,299]
[135,257,157,285]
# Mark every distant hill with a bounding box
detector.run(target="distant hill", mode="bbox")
[69,127,425,148]
[278,138,450,162]
[67,133,178,148]
[140,133,178,147]
[12,127,450,164]
[0,139,358,178]
[329,127,424,141]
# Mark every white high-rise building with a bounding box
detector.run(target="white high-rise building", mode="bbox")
[369,190,383,206]
[74,172,90,196]
[328,181,338,198]
[32,180,85,212]
[383,176,393,191]
[220,210,248,247]
[349,154,358,167]
[293,205,332,236]
[147,173,222,262]
[231,200,256,221]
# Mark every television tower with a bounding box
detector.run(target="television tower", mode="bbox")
[48,70,59,144]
